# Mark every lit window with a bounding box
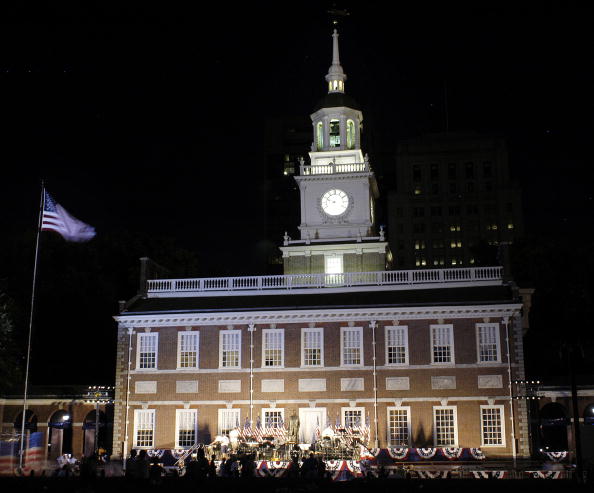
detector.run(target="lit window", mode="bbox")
[178,331,199,369]
[262,329,284,368]
[218,409,240,435]
[415,255,427,267]
[449,240,462,248]
[346,119,355,149]
[449,224,461,232]
[414,186,422,195]
[342,407,365,429]
[220,330,241,368]
[431,325,454,364]
[477,323,500,363]
[302,328,323,367]
[325,255,343,285]
[469,257,475,265]
[414,240,426,250]
[176,409,197,449]
[433,257,445,266]
[316,122,324,150]
[385,326,408,365]
[481,406,505,446]
[134,409,155,448]
[137,333,158,370]
[329,119,340,147]
[387,407,410,446]
[341,327,363,366]
[507,223,514,230]
[433,406,457,446]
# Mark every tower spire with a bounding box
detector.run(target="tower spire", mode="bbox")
[325,29,346,94]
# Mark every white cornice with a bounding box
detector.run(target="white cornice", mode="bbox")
[280,242,387,256]
[114,304,522,328]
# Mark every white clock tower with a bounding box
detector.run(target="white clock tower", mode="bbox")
[281,30,391,276]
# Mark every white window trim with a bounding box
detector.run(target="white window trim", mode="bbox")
[219,329,242,369]
[386,406,411,447]
[480,404,506,447]
[384,325,409,366]
[177,331,200,369]
[136,332,158,370]
[261,328,285,368]
[430,324,455,365]
[340,326,364,367]
[433,405,458,447]
[175,409,198,449]
[341,407,366,428]
[476,323,501,363]
[301,327,324,368]
[217,408,240,435]
[261,408,285,429]
[133,409,155,449]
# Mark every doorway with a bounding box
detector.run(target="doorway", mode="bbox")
[298,408,326,444]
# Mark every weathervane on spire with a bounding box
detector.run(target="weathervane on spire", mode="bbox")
[327,4,350,26]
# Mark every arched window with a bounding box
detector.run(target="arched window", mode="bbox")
[14,410,37,433]
[539,402,568,452]
[329,119,340,148]
[316,122,324,151]
[346,119,355,149]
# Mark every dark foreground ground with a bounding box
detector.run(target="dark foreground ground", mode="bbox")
[0,477,590,493]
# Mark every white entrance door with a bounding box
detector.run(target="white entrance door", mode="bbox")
[298,408,326,444]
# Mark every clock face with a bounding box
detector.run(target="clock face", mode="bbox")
[321,189,349,216]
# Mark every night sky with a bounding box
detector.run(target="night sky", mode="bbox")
[0,4,592,388]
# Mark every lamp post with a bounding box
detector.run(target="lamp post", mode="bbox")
[84,386,114,455]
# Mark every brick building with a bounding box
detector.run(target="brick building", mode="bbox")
[112,30,532,462]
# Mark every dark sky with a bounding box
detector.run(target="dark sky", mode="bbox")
[0,3,592,386]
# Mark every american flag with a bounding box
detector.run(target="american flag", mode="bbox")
[41,190,95,242]
[0,439,17,476]
[23,432,44,474]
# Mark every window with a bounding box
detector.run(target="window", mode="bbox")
[482,161,492,178]
[262,408,285,430]
[481,405,505,446]
[413,207,425,217]
[342,407,365,429]
[430,164,439,181]
[476,323,501,362]
[466,204,478,215]
[387,407,411,446]
[414,240,426,250]
[341,327,363,366]
[262,329,284,368]
[433,257,445,266]
[466,182,475,192]
[484,181,493,192]
[448,206,460,216]
[432,222,444,233]
[432,239,444,249]
[449,224,461,232]
[431,325,454,364]
[413,223,426,234]
[134,409,155,448]
[415,255,427,267]
[329,119,340,147]
[447,163,457,180]
[177,331,199,369]
[433,406,457,446]
[302,328,323,367]
[450,239,462,248]
[218,409,240,435]
[431,183,439,195]
[325,255,343,285]
[385,326,408,365]
[412,165,422,182]
[176,409,198,448]
[220,330,241,368]
[430,206,442,217]
[465,162,474,179]
[346,119,355,149]
[507,223,514,230]
[413,186,423,195]
[316,122,324,150]
[449,182,457,194]
[137,333,158,370]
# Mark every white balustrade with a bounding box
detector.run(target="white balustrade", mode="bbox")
[300,161,369,176]
[146,266,503,296]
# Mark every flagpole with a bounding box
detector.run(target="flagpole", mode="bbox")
[19,181,45,471]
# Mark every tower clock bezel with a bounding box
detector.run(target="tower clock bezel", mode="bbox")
[319,188,353,221]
